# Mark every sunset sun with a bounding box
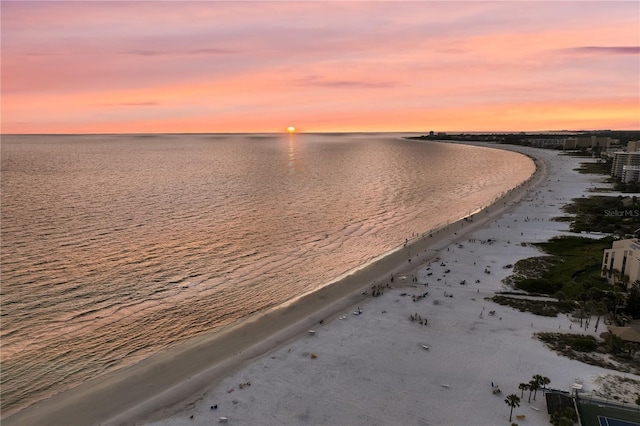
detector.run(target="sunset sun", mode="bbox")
[287,126,296,133]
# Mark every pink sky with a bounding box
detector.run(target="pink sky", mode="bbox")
[2,1,639,133]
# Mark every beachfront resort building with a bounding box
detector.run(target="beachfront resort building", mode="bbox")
[524,136,618,150]
[564,136,616,150]
[622,165,640,183]
[602,238,640,289]
[610,151,640,181]
[525,138,568,149]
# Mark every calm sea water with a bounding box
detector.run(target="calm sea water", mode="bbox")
[0,133,534,416]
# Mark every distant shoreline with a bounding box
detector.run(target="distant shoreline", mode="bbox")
[3,141,540,426]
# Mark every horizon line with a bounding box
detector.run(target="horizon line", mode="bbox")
[3,129,638,137]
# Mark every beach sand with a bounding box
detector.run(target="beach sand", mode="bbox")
[138,145,639,426]
[6,143,635,426]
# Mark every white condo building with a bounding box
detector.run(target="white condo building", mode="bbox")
[602,238,640,289]
[622,165,640,183]
[611,151,640,180]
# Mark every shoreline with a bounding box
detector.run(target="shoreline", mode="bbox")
[3,142,541,426]
[142,144,640,425]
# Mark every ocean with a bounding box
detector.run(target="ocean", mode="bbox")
[0,133,534,416]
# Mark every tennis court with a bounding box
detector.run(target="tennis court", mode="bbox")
[577,394,640,426]
[598,416,640,426]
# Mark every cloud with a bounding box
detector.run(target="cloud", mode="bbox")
[295,75,398,89]
[124,48,237,57]
[94,101,161,107]
[560,46,640,55]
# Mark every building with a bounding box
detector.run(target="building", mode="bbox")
[611,151,640,179]
[621,165,640,183]
[627,141,640,152]
[564,136,617,150]
[525,138,568,149]
[602,238,640,289]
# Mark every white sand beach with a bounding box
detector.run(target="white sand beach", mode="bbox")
[133,145,638,426]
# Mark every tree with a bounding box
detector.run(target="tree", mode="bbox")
[529,377,541,401]
[555,291,567,302]
[550,407,578,426]
[519,382,529,398]
[624,281,640,319]
[533,375,545,395]
[540,376,550,390]
[505,394,520,422]
[611,268,621,286]
[624,342,638,359]
[577,293,589,328]
[527,379,536,402]
[592,301,608,332]
[585,301,595,330]
[612,289,626,321]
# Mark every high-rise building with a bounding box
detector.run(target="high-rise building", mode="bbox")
[622,165,640,183]
[565,136,616,150]
[611,151,640,179]
[602,238,640,289]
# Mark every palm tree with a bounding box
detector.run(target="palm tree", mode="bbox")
[577,293,588,328]
[519,382,529,398]
[529,378,540,401]
[585,301,595,330]
[540,376,550,391]
[613,290,626,319]
[611,268,621,285]
[505,394,520,422]
[593,301,608,332]
[533,375,545,397]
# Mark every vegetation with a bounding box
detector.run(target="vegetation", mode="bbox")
[537,332,598,353]
[570,146,639,192]
[409,131,640,193]
[518,375,550,403]
[574,161,611,175]
[489,295,575,317]
[518,382,528,398]
[613,179,640,193]
[503,234,640,319]
[536,332,640,375]
[625,282,640,319]
[505,236,612,299]
[550,407,578,426]
[562,196,639,236]
[504,394,520,422]
[406,130,640,146]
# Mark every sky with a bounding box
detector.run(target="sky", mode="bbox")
[2,1,639,134]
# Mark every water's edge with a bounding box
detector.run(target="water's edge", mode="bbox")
[2,142,539,426]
